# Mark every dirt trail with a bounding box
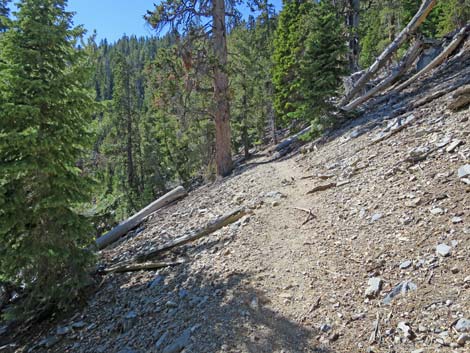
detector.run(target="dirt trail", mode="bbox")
[9,40,470,353]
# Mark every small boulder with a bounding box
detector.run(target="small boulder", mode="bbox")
[399,260,412,270]
[365,277,383,298]
[383,281,417,305]
[455,318,470,333]
[436,243,451,257]
[458,164,470,178]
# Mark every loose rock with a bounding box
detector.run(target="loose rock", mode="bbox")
[455,318,470,333]
[457,164,470,178]
[365,277,383,298]
[436,243,451,257]
[162,328,192,353]
[399,260,412,270]
[383,281,417,304]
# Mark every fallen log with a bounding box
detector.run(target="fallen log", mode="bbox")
[95,186,187,250]
[274,125,312,152]
[132,207,248,263]
[342,38,424,112]
[104,260,185,274]
[340,0,437,105]
[392,25,468,93]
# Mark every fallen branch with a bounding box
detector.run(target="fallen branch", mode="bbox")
[306,182,337,194]
[104,260,185,274]
[293,207,316,225]
[341,0,437,104]
[95,186,187,250]
[132,207,248,263]
[274,125,313,152]
[369,312,381,344]
[393,25,468,93]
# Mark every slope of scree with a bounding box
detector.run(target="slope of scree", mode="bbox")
[11,41,470,353]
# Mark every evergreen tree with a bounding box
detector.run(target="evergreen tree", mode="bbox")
[298,0,348,129]
[272,0,312,124]
[110,52,143,213]
[0,0,9,32]
[0,0,95,315]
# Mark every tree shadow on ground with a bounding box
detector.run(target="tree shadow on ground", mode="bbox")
[20,252,335,353]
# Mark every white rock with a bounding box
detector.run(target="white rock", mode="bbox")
[436,243,451,257]
[365,277,382,298]
[458,164,470,178]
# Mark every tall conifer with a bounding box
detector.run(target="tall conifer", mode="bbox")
[0,0,95,314]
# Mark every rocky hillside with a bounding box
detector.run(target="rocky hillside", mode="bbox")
[5,40,470,353]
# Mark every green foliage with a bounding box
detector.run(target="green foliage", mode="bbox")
[0,0,10,32]
[229,14,277,155]
[0,0,95,316]
[272,0,312,124]
[298,0,348,131]
[273,0,347,131]
[359,0,469,67]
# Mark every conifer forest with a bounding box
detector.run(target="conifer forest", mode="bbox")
[0,0,469,352]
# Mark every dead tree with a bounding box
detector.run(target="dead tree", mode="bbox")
[340,0,437,105]
[392,25,468,93]
[342,38,424,111]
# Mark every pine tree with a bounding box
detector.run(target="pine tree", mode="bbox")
[298,0,348,129]
[272,0,312,124]
[0,0,95,315]
[0,0,9,32]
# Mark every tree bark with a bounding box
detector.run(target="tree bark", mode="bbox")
[95,186,187,250]
[347,0,361,72]
[342,38,424,112]
[266,82,277,144]
[104,260,185,274]
[340,0,437,105]
[132,207,247,263]
[212,0,233,177]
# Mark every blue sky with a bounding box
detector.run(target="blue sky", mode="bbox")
[67,0,155,42]
[66,0,283,43]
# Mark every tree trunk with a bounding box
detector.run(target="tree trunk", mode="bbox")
[242,82,250,158]
[95,186,187,250]
[340,0,437,105]
[212,0,233,177]
[132,207,247,263]
[266,82,277,144]
[347,0,360,72]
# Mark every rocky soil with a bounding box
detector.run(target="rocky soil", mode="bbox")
[3,40,470,353]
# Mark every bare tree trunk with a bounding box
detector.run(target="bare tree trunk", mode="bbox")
[392,25,468,93]
[340,0,437,105]
[347,0,360,72]
[95,186,187,250]
[342,38,424,111]
[212,0,233,177]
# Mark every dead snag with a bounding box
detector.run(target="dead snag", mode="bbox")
[393,25,468,93]
[340,0,437,105]
[342,38,424,112]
